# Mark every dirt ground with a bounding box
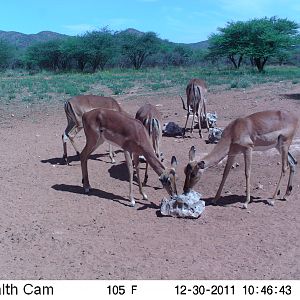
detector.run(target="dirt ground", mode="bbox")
[0,81,299,280]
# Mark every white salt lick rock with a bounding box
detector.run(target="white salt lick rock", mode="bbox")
[160,190,205,218]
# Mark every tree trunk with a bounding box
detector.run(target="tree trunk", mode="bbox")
[237,55,243,68]
[254,57,268,72]
[228,55,238,69]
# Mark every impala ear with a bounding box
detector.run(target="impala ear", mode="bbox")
[159,175,164,184]
[198,161,205,169]
[185,163,192,173]
[189,146,196,162]
[171,156,177,169]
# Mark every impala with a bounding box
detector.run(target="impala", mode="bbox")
[180,78,208,138]
[62,95,122,165]
[80,108,178,207]
[183,110,298,209]
[135,103,163,185]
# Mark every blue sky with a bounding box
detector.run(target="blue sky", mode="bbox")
[1,0,300,43]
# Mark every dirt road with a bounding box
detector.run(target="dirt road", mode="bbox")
[0,81,299,279]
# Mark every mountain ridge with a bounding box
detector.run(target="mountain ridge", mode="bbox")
[0,29,208,50]
[0,30,69,48]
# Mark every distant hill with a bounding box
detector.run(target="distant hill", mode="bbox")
[184,40,209,50]
[119,28,209,49]
[120,28,144,36]
[0,28,209,50]
[0,30,68,49]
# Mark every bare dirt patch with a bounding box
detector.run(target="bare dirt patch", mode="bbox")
[0,81,299,279]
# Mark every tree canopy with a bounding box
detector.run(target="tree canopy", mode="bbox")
[208,17,299,72]
[0,39,14,69]
[2,17,299,72]
[119,31,161,69]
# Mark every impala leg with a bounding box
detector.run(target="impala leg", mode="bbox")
[284,152,297,199]
[191,112,196,134]
[243,148,253,209]
[62,133,69,164]
[183,111,190,137]
[108,144,116,164]
[80,131,103,194]
[62,121,78,164]
[213,153,236,204]
[153,131,163,162]
[133,154,148,200]
[124,151,135,207]
[143,162,149,186]
[197,110,202,138]
[203,100,209,132]
[67,126,82,156]
[271,141,289,204]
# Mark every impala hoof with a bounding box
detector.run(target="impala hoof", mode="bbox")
[62,155,68,165]
[267,199,275,206]
[242,203,248,209]
[84,187,90,194]
[130,199,136,207]
[142,194,148,201]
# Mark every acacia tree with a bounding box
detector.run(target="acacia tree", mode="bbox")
[83,29,115,71]
[25,40,63,70]
[208,17,299,72]
[244,17,299,72]
[60,37,90,71]
[0,39,14,69]
[208,21,248,69]
[120,31,161,69]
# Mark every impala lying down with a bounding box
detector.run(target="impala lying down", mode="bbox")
[183,110,298,209]
[80,108,178,206]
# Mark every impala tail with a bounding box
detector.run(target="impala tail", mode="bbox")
[64,100,76,126]
[143,118,162,159]
[180,95,187,111]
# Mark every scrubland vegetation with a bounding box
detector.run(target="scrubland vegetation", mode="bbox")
[0,17,299,104]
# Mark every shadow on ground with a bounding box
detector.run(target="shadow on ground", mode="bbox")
[281,93,300,100]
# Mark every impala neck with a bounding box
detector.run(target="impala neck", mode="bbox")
[143,151,165,176]
[201,136,231,168]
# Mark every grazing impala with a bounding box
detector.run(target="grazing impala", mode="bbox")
[180,78,208,138]
[135,103,163,185]
[62,95,122,164]
[183,110,298,209]
[80,108,178,207]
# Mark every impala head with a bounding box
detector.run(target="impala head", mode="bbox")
[159,156,178,196]
[183,146,205,194]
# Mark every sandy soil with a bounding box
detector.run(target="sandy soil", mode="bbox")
[0,81,299,279]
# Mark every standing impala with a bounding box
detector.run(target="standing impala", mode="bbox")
[180,78,208,138]
[80,108,178,207]
[62,95,122,164]
[135,103,163,185]
[183,110,298,209]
